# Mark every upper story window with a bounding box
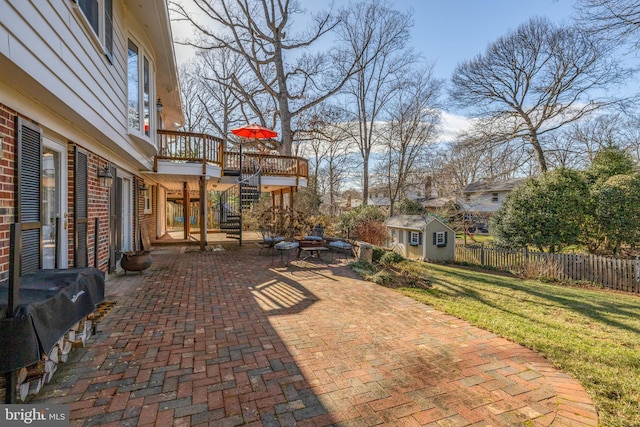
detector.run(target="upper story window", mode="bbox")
[74,0,113,60]
[491,192,499,202]
[128,38,154,138]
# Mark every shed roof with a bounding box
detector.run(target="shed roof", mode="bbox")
[384,215,453,232]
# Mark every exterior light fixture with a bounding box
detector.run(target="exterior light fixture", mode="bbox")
[156,99,163,113]
[98,164,114,188]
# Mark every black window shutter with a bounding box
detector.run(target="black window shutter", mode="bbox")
[444,231,448,245]
[16,117,42,275]
[433,232,437,245]
[419,232,423,245]
[75,148,88,267]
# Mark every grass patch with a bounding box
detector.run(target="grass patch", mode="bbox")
[455,233,494,244]
[395,262,640,427]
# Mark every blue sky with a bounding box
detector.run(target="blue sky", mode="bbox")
[172,0,577,80]
[171,1,579,139]
[396,0,576,81]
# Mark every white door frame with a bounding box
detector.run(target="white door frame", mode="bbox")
[119,171,133,252]
[43,136,68,268]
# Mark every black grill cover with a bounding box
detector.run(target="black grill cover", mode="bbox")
[0,268,105,373]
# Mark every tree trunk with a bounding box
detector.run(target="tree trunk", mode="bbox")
[362,156,369,204]
[530,133,548,172]
[273,38,292,156]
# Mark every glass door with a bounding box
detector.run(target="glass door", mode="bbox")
[42,140,68,268]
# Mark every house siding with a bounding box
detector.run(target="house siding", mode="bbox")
[406,237,423,260]
[424,222,455,262]
[0,0,152,167]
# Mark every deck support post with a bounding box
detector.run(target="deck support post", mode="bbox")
[199,176,207,251]
[183,182,190,240]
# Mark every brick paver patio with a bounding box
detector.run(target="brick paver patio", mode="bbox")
[34,245,598,426]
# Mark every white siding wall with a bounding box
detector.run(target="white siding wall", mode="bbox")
[0,0,154,168]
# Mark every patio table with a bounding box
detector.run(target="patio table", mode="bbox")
[298,246,329,262]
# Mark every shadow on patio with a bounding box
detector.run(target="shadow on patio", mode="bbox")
[32,244,598,426]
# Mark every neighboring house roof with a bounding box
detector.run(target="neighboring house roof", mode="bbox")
[384,215,453,232]
[421,197,453,209]
[459,199,499,214]
[463,178,529,194]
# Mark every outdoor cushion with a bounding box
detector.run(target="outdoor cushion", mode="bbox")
[264,236,285,243]
[303,235,323,241]
[274,241,299,250]
[328,241,352,249]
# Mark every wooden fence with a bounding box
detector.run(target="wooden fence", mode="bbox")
[455,244,640,294]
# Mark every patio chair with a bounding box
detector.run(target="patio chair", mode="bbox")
[328,240,354,263]
[272,241,299,265]
[258,227,284,255]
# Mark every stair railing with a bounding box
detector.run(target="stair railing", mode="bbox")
[218,151,262,245]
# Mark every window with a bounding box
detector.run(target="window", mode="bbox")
[465,194,471,202]
[143,57,150,136]
[75,0,113,60]
[434,231,447,247]
[128,40,139,131]
[128,38,154,137]
[143,188,152,214]
[491,192,499,202]
[409,231,421,246]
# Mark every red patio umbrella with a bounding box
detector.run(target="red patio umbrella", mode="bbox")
[231,123,278,139]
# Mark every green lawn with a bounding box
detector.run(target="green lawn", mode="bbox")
[455,233,494,244]
[395,261,640,427]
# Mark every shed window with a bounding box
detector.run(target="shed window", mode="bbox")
[433,231,448,247]
[409,231,420,246]
[491,192,499,202]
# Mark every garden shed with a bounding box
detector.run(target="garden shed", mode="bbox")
[384,215,455,262]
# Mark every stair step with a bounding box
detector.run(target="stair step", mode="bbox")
[220,224,240,230]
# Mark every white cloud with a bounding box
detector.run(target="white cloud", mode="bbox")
[439,111,472,142]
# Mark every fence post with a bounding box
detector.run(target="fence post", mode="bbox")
[636,256,640,293]
[480,243,485,266]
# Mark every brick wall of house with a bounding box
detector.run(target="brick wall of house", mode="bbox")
[0,103,16,285]
[1,104,152,278]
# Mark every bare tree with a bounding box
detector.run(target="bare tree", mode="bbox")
[171,0,367,156]
[377,66,442,216]
[337,0,415,204]
[431,133,529,198]
[194,49,257,142]
[577,0,640,49]
[178,61,209,133]
[450,16,628,172]
[297,104,357,216]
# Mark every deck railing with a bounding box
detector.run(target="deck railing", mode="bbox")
[155,129,308,179]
